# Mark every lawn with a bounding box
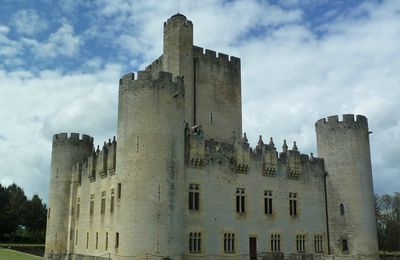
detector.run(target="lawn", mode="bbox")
[0,248,41,260]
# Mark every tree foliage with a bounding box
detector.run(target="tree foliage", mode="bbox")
[376,192,400,252]
[0,183,47,243]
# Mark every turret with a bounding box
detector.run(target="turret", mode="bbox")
[45,133,93,258]
[116,71,185,258]
[315,114,378,259]
[163,13,194,125]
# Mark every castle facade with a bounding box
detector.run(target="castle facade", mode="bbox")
[45,14,378,260]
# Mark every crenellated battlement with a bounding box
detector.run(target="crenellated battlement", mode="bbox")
[145,55,163,73]
[119,71,184,95]
[52,132,93,146]
[193,46,240,69]
[315,114,368,131]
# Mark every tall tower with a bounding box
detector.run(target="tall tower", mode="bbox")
[315,114,378,259]
[45,133,93,258]
[163,13,194,126]
[116,71,185,258]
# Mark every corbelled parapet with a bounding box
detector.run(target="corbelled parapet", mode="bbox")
[70,136,117,183]
[187,125,205,168]
[107,137,117,175]
[185,129,324,178]
[262,137,278,176]
[96,142,108,178]
[234,133,251,173]
[286,141,302,179]
[72,162,82,186]
[87,151,96,182]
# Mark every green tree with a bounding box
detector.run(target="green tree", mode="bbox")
[0,184,11,238]
[23,194,47,242]
[376,192,400,252]
[4,184,27,241]
[0,183,47,243]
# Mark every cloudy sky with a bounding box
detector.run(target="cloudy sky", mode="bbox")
[0,0,399,202]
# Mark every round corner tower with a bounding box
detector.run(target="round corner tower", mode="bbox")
[315,114,378,259]
[45,133,93,258]
[116,70,185,258]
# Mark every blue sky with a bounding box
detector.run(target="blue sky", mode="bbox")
[0,0,399,201]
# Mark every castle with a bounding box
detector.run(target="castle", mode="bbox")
[45,14,378,260]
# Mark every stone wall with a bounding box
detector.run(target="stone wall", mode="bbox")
[184,132,327,256]
[316,114,378,258]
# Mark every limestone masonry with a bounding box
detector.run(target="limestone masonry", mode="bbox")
[45,14,378,260]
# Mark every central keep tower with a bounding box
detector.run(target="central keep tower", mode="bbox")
[161,14,242,143]
[163,13,194,126]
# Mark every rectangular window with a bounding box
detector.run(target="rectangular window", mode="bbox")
[75,230,78,246]
[264,190,273,215]
[86,232,89,249]
[289,192,298,216]
[115,232,119,248]
[189,232,201,253]
[270,234,281,252]
[224,233,235,253]
[296,235,306,252]
[188,184,200,210]
[342,239,348,252]
[110,189,115,213]
[101,191,106,215]
[76,198,80,219]
[117,183,122,199]
[236,188,246,213]
[96,232,99,249]
[90,194,95,216]
[48,208,51,219]
[105,232,108,250]
[314,235,323,253]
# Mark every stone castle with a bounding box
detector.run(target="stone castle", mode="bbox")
[45,14,378,260]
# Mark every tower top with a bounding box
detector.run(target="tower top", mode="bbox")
[170,13,187,20]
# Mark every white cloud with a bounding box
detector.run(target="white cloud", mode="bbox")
[0,25,10,34]
[0,25,22,64]
[23,22,80,58]
[1,0,400,201]
[11,9,48,36]
[0,64,122,200]
[236,0,400,195]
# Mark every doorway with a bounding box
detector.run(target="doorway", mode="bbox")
[249,237,257,260]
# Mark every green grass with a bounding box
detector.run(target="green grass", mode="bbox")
[0,248,41,260]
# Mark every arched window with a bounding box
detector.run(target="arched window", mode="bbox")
[340,203,345,215]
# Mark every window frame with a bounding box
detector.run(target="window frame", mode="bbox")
[189,232,202,253]
[264,190,273,215]
[236,188,246,214]
[101,191,106,215]
[224,233,235,254]
[188,184,200,211]
[270,234,281,252]
[289,192,298,217]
